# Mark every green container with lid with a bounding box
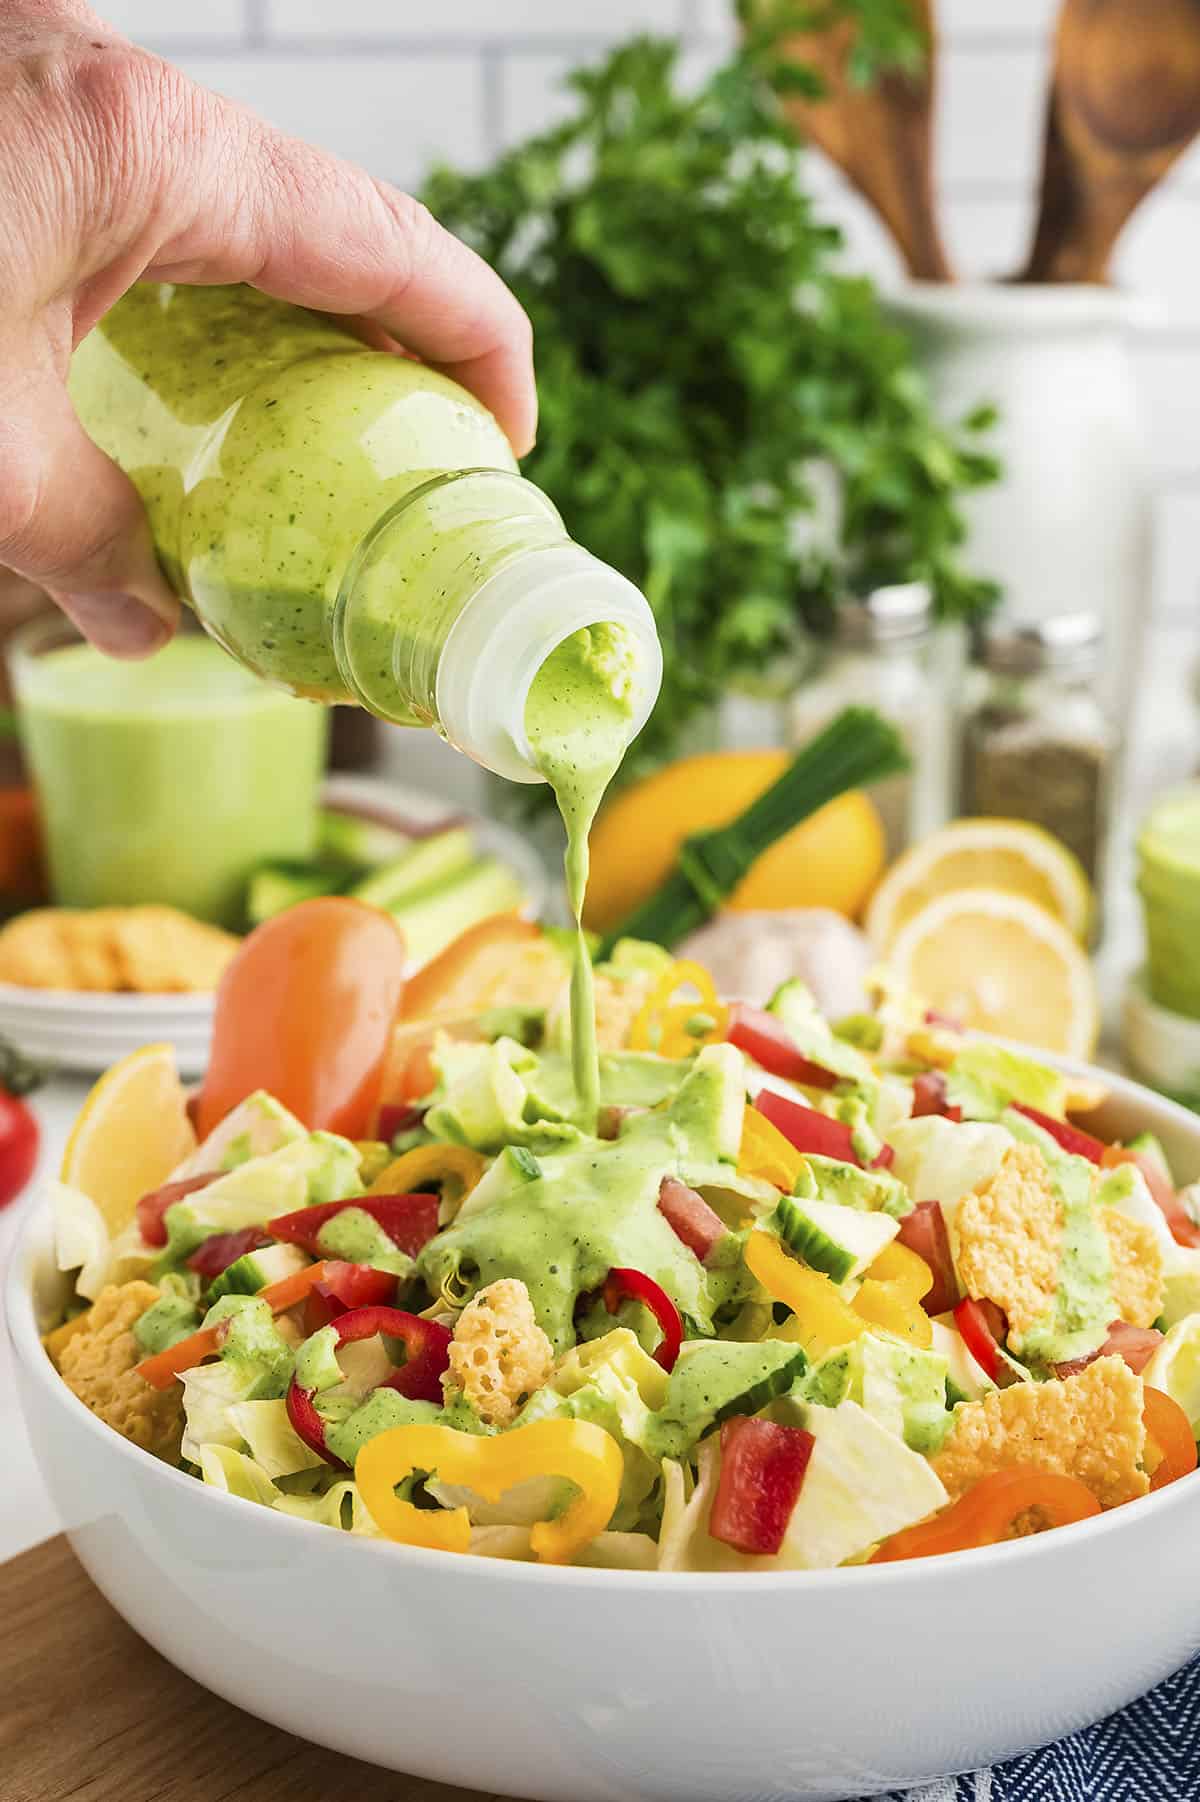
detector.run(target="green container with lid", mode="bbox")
[1137,784,1200,1020]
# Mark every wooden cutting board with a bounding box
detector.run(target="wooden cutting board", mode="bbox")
[0,1536,508,1802]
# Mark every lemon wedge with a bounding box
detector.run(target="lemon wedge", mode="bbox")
[866,818,1093,948]
[61,1042,196,1234]
[885,888,1099,1059]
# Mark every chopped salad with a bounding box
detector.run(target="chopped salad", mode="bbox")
[45,925,1200,1570]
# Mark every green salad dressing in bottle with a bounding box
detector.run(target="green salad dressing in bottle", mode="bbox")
[69,283,661,1121]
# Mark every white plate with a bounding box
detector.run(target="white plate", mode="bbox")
[9,1054,1200,1801]
[0,775,548,1078]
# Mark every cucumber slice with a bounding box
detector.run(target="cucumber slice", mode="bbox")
[774,1195,898,1284]
[350,828,475,910]
[648,1339,807,1459]
[207,1243,309,1302]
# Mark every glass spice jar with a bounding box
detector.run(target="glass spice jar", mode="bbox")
[960,613,1117,886]
[787,583,958,858]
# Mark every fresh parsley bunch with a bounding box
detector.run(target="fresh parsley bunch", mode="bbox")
[423,11,998,792]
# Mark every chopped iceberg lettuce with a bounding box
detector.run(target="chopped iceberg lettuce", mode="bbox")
[159,1132,363,1264]
[226,1398,325,1478]
[172,1090,306,1182]
[197,1443,280,1506]
[944,1043,1067,1123]
[801,1333,952,1454]
[50,1180,112,1302]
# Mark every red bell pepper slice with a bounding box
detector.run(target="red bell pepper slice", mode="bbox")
[657,1176,726,1265]
[896,1200,959,1316]
[954,1297,1009,1382]
[136,1172,220,1247]
[709,1416,815,1556]
[725,1004,838,1089]
[186,1226,273,1281]
[1011,1104,1106,1165]
[910,1071,963,1123]
[754,1088,893,1173]
[1053,1319,1164,1380]
[302,1263,398,1334]
[286,1303,454,1469]
[268,1193,440,1260]
[603,1267,684,1371]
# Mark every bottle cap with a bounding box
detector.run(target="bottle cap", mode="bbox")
[436,543,663,783]
[976,612,1102,679]
[834,583,933,649]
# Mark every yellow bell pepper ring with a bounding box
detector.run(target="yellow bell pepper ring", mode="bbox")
[368,1143,486,1210]
[355,1419,624,1565]
[629,960,728,1058]
[738,1104,804,1193]
[745,1228,934,1354]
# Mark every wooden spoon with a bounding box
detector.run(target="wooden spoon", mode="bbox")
[773,0,953,282]
[1019,0,1200,283]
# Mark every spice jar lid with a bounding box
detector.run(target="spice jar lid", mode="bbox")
[976,612,1101,678]
[834,583,933,649]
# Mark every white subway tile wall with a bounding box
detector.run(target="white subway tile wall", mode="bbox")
[96,0,1199,626]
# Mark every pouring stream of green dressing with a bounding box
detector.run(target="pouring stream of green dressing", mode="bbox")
[523,622,640,1130]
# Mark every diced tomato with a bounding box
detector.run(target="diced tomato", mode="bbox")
[709,1416,815,1556]
[1053,1320,1165,1380]
[377,1103,426,1143]
[268,1193,440,1260]
[895,1200,959,1316]
[136,1172,220,1247]
[870,1143,895,1171]
[910,1071,962,1123]
[302,1263,399,1334]
[724,1004,837,1089]
[186,1227,273,1281]
[954,1296,1008,1382]
[1101,1145,1200,1249]
[924,1008,964,1032]
[1011,1104,1106,1165]
[657,1177,726,1265]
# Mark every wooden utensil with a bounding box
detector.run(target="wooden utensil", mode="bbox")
[773,0,953,281]
[1019,0,1200,283]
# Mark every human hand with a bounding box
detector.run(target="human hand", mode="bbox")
[0,1,536,656]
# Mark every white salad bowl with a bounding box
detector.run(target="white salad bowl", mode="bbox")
[9,1055,1200,1802]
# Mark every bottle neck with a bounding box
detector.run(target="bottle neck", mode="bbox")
[332,468,662,780]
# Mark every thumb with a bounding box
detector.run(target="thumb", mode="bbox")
[0,365,178,657]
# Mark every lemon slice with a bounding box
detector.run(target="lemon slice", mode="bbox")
[61,1042,196,1234]
[865,818,1092,948]
[885,888,1099,1059]
[1145,1320,1200,1436]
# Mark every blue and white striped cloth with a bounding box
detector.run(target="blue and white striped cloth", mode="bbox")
[880,1658,1199,1802]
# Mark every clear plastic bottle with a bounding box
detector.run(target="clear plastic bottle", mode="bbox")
[69,284,661,781]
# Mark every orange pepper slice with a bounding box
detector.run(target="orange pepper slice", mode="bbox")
[136,1260,336,1388]
[629,961,728,1058]
[872,1467,1101,1562]
[356,1419,624,1563]
[1145,1386,1198,1491]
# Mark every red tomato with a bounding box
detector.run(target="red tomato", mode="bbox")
[1053,1320,1164,1380]
[137,1172,220,1247]
[0,1089,38,1209]
[910,1071,962,1123]
[724,1004,837,1089]
[268,1193,440,1260]
[754,1089,893,1172]
[657,1176,726,1264]
[1101,1144,1200,1249]
[194,899,407,1142]
[709,1416,815,1556]
[896,1200,959,1316]
[302,1263,399,1334]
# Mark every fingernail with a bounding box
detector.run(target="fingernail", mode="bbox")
[55,591,175,658]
